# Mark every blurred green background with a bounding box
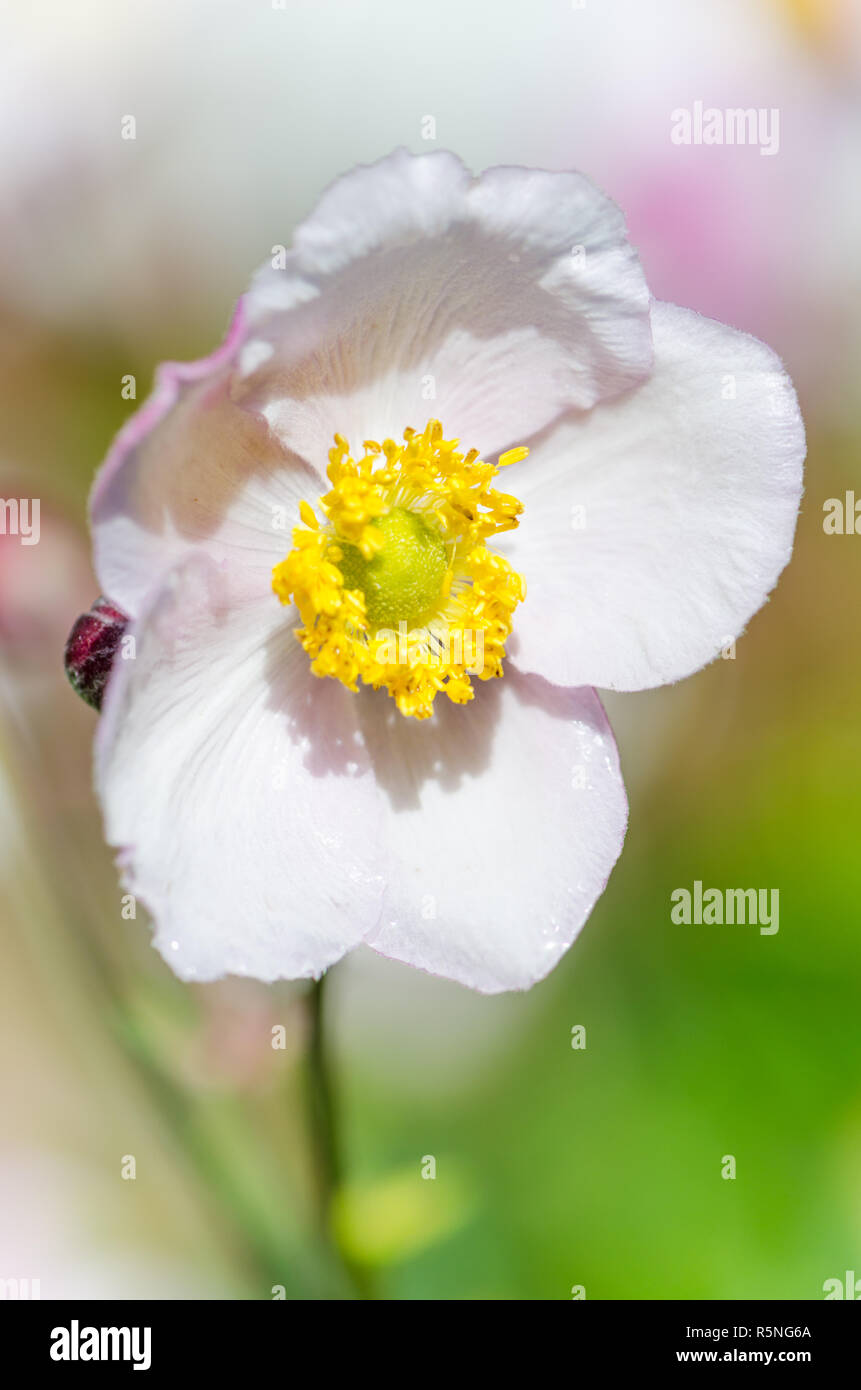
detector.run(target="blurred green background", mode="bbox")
[1,0,859,1299]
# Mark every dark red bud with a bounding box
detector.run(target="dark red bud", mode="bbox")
[64,597,129,710]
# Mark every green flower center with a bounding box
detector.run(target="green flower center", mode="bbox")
[334,507,448,627]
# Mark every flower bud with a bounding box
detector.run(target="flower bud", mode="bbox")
[64,597,128,710]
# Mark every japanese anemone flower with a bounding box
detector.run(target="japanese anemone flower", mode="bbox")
[74,149,804,993]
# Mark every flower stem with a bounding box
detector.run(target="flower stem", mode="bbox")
[306,972,375,1299]
[307,973,342,1212]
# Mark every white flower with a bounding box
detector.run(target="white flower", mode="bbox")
[87,150,804,993]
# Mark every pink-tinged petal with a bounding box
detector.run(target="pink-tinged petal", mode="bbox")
[90,152,651,618]
[360,672,627,994]
[501,301,805,691]
[95,555,385,982]
[90,301,321,617]
[241,148,652,462]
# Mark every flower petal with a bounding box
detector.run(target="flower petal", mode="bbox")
[91,153,651,616]
[242,148,652,461]
[360,672,627,993]
[95,555,385,982]
[501,301,805,690]
[90,301,323,617]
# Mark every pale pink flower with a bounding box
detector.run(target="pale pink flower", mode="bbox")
[83,150,804,992]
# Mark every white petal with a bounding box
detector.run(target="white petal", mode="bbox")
[360,672,627,994]
[90,305,322,617]
[501,301,805,690]
[96,555,385,982]
[242,148,651,461]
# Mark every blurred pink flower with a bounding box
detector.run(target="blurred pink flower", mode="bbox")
[0,489,92,652]
[1,0,857,418]
[0,1152,208,1299]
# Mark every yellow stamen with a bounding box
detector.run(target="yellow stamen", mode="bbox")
[498,446,529,468]
[272,419,528,720]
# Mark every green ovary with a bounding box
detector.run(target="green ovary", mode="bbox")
[334,507,448,627]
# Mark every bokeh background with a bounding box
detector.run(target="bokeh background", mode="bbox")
[1,0,859,1300]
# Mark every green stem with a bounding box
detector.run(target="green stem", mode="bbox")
[0,699,353,1299]
[306,972,375,1299]
[307,973,342,1207]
